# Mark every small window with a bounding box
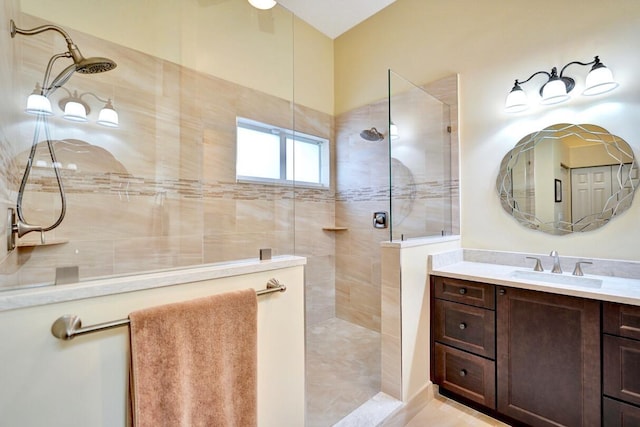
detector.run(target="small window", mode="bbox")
[236,117,329,187]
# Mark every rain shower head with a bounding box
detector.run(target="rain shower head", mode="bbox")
[10,19,117,94]
[360,127,385,142]
[76,56,117,74]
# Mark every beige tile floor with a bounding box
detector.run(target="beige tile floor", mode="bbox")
[305,316,508,427]
[306,317,381,427]
[404,393,510,427]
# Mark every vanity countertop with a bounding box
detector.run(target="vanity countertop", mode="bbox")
[430,250,640,306]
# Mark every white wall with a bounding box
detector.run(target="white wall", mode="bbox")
[399,239,461,401]
[0,265,305,427]
[336,0,640,261]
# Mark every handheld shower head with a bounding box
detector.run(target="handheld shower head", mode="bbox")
[360,127,385,142]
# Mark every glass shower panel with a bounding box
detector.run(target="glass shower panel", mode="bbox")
[388,70,453,241]
[0,0,295,290]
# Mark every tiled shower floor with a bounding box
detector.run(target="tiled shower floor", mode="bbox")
[306,317,381,427]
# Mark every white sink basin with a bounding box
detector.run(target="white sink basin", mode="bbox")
[511,270,603,288]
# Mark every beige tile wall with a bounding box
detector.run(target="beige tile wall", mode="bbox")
[1,11,458,341]
[0,13,335,294]
[334,75,458,332]
[0,1,22,274]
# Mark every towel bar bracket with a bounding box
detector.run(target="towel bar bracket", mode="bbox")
[51,278,286,341]
[52,314,129,341]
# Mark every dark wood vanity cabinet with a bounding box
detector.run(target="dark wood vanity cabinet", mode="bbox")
[430,275,602,427]
[431,276,496,408]
[496,286,601,427]
[603,302,640,425]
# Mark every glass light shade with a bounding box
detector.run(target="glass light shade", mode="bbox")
[540,79,570,105]
[97,106,119,127]
[583,66,619,96]
[63,101,88,122]
[390,122,399,140]
[248,0,276,9]
[25,94,53,115]
[505,87,529,113]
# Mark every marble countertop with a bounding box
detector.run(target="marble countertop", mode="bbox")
[0,255,306,312]
[430,249,640,306]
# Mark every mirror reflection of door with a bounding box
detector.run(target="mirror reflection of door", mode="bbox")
[571,166,613,231]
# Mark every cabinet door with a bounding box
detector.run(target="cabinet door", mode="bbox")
[604,335,640,406]
[496,287,600,427]
[603,397,640,426]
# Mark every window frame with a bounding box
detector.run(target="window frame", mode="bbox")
[236,117,329,188]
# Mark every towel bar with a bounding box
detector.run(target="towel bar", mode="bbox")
[51,278,286,341]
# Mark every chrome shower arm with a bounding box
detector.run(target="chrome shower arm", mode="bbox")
[9,19,82,64]
[11,19,117,93]
[10,20,74,44]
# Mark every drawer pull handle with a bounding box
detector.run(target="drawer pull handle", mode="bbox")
[460,369,467,377]
[459,288,467,295]
[459,322,467,330]
[499,288,506,296]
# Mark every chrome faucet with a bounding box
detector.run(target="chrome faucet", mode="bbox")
[550,250,562,273]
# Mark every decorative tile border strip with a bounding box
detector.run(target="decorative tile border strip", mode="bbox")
[14,170,337,202]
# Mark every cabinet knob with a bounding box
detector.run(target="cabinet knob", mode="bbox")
[459,288,467,295]
[460,369,467,377]
[498,288,506,296]
[459,322,467,330]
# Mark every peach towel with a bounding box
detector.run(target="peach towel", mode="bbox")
[129,289,257,427]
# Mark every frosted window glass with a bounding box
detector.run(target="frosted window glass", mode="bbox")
[286,138,320,183]
[237,127,280,179]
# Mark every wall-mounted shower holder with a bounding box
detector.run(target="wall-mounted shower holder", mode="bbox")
[7,207,46,251]
[7,208,15,251]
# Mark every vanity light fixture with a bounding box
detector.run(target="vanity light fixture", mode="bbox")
[25,86,120,127]
[505,56,619,113]
[248,0,277,10]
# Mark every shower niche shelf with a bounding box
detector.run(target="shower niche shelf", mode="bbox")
[17,240,69,248]
[322,226,348,231]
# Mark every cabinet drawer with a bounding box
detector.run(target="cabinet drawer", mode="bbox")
[604,302,640,340]
[434,343,496,409]
[434,299,495,359]
[604,335,640,406]
[432,276,495,309]
[603,397,640,426]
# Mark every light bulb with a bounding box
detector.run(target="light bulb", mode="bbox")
[97,101,119,128]
[505,86,529,113]
[541,79,570,105]
[63,101,88,122]
[583,65,619,96]
[25,93,53,115]
[390,122,399,140]
[248,0,277,10]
